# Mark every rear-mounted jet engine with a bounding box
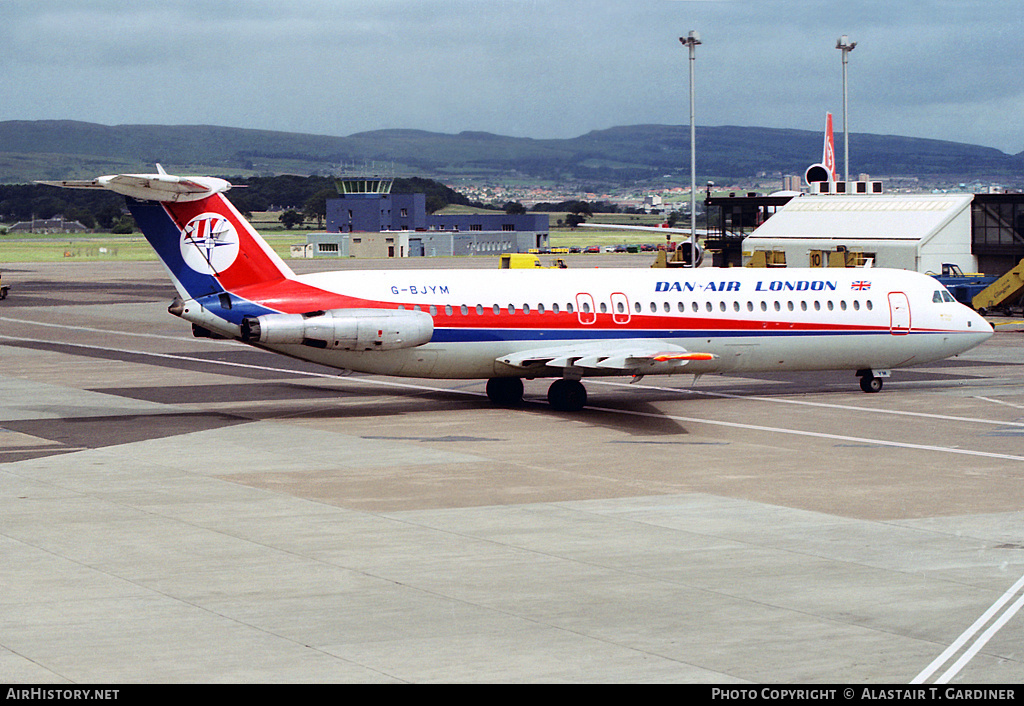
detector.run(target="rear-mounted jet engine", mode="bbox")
[241,308,433,351]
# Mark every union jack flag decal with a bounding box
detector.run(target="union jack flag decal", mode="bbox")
[851,281,871,291]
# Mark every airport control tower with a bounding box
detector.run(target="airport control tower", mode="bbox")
[334,176,393,196]
[327,175,425,233]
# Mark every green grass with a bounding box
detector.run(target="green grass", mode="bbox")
[0,233,306,263]
[0,212,684,262]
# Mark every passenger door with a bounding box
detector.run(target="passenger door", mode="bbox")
[888,292,911,335]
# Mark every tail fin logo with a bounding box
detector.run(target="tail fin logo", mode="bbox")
[181,213,240,274]
[823,112,837,180]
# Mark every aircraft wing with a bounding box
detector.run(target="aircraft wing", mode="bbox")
[497,340,715,375]
[577,223,711,236]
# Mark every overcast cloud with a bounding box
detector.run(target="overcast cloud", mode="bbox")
[2,0,1022,153]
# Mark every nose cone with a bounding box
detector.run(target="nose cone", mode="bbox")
[962,308,994,351]
[973,310,994,337]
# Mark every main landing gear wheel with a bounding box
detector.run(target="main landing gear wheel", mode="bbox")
[859,375,883,393]
[486,377,524,406]
[547,379,587,412]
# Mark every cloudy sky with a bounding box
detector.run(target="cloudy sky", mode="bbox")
[3,0,1022,153]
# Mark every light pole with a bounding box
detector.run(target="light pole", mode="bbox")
[836,34,856,183]
[680,30,701,267]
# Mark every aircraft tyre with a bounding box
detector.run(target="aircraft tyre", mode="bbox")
[859,375,883,393]
[486,377,524,406]
[548,379,587,412]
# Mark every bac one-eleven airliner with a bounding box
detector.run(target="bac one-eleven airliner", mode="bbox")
[45,167,992,411]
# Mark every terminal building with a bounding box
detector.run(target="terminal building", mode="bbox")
[303,176,549,258]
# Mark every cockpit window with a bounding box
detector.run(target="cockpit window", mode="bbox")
[934,289,957,304]
[942,291,956,303]
[933,290,943,303]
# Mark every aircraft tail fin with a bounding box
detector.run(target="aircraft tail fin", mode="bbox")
[46,168,295,302]
[804,112,839,187]
[127,191,295,302]
[822,112,837,181]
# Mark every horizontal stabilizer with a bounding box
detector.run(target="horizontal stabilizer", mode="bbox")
[39,166,234,203]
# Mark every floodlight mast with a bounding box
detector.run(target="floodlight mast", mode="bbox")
[836,34,856,182]
[680,30,701,267]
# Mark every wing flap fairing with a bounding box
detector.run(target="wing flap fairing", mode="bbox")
[498,341,716,374]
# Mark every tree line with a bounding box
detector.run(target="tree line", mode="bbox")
[0,175,485,231]
[1,174,636,233]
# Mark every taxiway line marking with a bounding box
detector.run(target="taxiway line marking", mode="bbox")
[593,379,1024,429]
[3,334,1022,464]
[5,316,1020,427]
[583,403,1024,463]
[912,571,1024,684]
[973,396,1024,411]
[0,315,197,342]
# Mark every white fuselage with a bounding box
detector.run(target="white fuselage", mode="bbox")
[210,266,991,380]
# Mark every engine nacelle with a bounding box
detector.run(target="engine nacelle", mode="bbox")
[677,240,703,267]
[804,163,834,187]
[240,308,433,351]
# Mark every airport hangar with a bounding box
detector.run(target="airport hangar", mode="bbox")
[706,187,1024,277]
[299,176,550,259]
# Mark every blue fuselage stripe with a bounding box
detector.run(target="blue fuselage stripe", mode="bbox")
[428,327,903,343]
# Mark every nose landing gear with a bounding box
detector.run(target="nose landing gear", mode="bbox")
[856,369,890,393]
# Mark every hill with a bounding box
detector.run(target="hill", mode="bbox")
[1,120,1020,185]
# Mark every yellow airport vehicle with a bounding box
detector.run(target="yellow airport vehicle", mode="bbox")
[500,253,567,269]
